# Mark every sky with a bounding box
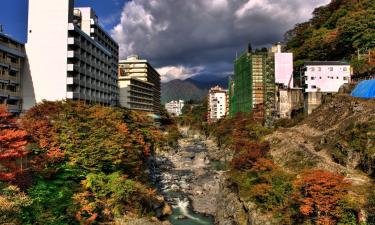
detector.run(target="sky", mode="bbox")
[1,0,330,82]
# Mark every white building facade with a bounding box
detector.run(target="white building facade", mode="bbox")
[165,100,184,116]
[304,62,351,93]
[23,0,119,110]
[208,86,228,123]
[272,43,294,88]
[303,61,351,114]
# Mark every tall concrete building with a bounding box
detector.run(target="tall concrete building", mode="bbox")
[118,55,161,114]
[208,86,228,123]
[230,47,275,124]
[23,0,119,110]
[0,32,25,113]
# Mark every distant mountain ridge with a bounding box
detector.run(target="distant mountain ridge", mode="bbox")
[161,74,229,103]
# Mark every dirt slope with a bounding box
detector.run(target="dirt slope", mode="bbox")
[266,94,375,186]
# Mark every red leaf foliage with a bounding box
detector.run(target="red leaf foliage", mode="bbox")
[294,169,350,225]
[0,105,29,182]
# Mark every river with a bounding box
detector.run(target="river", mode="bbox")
[153,130,224,225]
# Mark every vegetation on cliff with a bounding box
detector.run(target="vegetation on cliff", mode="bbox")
[285,0,375,76]
[171,97,375,225]
[0,102,176,224]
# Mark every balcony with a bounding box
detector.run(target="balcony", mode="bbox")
[68,37,80,46]
[6,104,21,113]
[67,64,80,73]
[0,89,21,98]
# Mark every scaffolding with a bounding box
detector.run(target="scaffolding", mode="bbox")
[230,51,276,125]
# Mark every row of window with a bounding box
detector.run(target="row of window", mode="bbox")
[308,67,348,72]
[307,76,349,81]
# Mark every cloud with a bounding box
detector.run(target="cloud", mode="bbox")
[111,0,330,81]
[157,65,204,82]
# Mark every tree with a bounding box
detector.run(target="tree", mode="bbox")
[0,105,28,182]
[293,169,350,225]
[0,185,32,224]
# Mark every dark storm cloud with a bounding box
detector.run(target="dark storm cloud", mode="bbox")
[111,0,329,81]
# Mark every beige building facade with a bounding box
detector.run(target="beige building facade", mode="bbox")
[0,32,25,113]
[118,55,161,113]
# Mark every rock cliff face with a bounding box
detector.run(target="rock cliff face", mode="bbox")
[215,177,278,225]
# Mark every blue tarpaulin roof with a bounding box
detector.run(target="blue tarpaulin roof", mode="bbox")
[351,79,375,98]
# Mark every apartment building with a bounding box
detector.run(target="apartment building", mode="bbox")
[118,55,161,114]
[208,86,228,123]
[303,61,351,114]
[0,32,25,113]
[23,0,119,110]
[165,100,184,116]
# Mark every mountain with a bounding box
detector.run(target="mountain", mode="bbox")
[161,79,207,103]
[161,74,229,104]
[187,73,229,89]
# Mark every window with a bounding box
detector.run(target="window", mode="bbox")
[311,67,315,71]
[343,67,347,71]
[311,85,317,89]
[329,67,333,71]
[343,77,348,81]
[318,67,321,71]
[311,77,315,80]
[336,76,339,79]
[319,77,322,79]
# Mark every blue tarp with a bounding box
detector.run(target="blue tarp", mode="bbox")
[351,79,375,98]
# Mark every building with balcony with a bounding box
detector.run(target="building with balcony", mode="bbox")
[303,61,351,114]
[23,0,119,110]
[118,76,154,112]
[0,32,25,113]
[118,55,161,114]
[165,100,184,116]
[208,86,228,123]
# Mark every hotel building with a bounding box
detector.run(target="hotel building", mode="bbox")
[165,100,184,116]
[303,61,351,114]
[118,55,161,114]
[23,0,119,110]
[0,32,25,113]
[208,86,228,123]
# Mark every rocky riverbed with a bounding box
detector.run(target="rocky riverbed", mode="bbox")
[153,129,225,224]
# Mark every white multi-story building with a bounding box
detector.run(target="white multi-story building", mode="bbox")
[303,61,351,114]
[304,61,351,93]
[118,55,161,114]
[208,86,228,123]
[23,0,119,110]
[165,100,184,116]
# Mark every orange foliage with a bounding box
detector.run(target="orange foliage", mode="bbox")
[294,169,350,225]
[0,105,28,182]
[230,142,272,171]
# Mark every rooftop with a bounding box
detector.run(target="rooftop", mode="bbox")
[305,61,350,66]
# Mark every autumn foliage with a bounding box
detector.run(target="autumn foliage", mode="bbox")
[293,169,351,225]
[3,101,168,224]
[0,105,28,182]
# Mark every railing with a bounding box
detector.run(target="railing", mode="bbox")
[0,40,23,52]
[0,74,21,83]
[0,89,21,97]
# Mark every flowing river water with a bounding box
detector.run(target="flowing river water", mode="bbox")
[152,130,225,225]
